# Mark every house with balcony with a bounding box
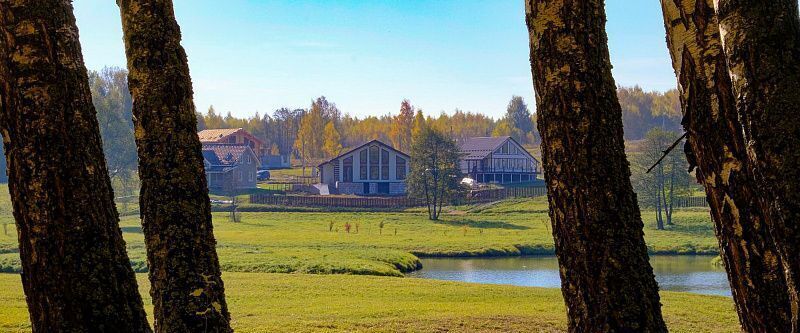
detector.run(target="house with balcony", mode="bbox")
[458,136,541,184]
[317,140,410,195]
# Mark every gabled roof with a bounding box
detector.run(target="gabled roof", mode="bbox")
[318,139,409,167]
[459,136,512,159]
[458,136,538,162]
[197,128,265,146]
[202,143,256,166]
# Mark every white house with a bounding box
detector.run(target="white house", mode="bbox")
[458,136,541,184]
[317,140,410,195]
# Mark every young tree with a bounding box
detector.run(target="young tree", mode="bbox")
[390,99,414,152]
[525,1,667,331]
[117,1,232,332]
[0,1,151,331]
[503,96,534,143]
[407,128,464,220]
[714,0,800,327]
[659,1,793,330]
[411,110,427,141]
[323,121,343,157]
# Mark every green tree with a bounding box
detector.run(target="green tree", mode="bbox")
[411,110,427,141]
[407,128,464,220]
[390,99,414,152]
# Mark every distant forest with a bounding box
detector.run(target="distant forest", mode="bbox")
[0,68,682,183]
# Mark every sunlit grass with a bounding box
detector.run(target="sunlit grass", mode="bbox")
[0,272,737,333]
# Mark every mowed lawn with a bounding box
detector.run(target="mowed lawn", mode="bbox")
[0,272,737,333]
[0,194,718,276]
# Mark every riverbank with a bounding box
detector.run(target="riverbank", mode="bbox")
[0,272,738,332]
[0,197,718,276]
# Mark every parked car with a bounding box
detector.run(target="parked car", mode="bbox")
[257,170,271,181]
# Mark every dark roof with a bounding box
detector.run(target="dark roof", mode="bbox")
[202,143,252,166]
[318,139,409,167]
[459,136,512,159]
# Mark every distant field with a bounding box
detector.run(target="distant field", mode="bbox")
[0,272,737,333]
[0,190,719,276]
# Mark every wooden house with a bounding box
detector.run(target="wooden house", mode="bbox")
[317,140,410,195]
[458,136,541,184]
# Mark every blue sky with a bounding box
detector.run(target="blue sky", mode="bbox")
[73,0,675,119]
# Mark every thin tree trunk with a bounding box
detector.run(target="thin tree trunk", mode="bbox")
[0,1,151,331]
[659,0,792,330]
[656,187,664,230]
[525,1,667,331]
[665,156,676,226]
[117,1,232,332]
[714,0,800,329]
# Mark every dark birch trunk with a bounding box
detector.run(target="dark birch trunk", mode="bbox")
[117,1,232,332]
[0,1,151,331]
[714,0,800,330]
[524,1,667,331]
[659,0,792,330]
[656,186,664,230]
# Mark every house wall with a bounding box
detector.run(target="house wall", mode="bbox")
[223,131,267,157]
[233,151,258,189]
[460,138,540,184]
[320,142,410,195]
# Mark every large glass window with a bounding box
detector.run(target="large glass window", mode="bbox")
[381,150,390,180]
[396,156,407,180]
[369,145,379,180]
[343,156,354,182]
[359,149,368,180]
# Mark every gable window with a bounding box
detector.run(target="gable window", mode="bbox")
[396,156,406,180]
[359,149,368,180]
[381,150,390,180]
[229,136,237,144]
[369,145,379,180]
[501,142,509,154]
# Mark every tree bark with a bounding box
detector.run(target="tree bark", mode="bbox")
[117,1,232,332]
[524,1,667,331]
[659,0,792,330]
[714,0,800,329]
[0,1,151,331]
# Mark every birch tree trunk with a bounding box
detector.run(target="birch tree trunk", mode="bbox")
[524,1,667,331]
[0,1,151,331]
[714,0,800,329]
[659,0,792,330]
[117,1,232,332]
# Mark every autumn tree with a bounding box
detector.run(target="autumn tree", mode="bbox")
[407,128,464,220]
[411,110,427,141]
[0,1,151,331]
[323,121,343,157]
[713,0,800,328]
[659,1,792,330]
[390,99,414,152]
[117,0,232,332]
[525,0,667,331]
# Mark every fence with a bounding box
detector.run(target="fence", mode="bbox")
[671,196,708,208]
[250,194,423,209]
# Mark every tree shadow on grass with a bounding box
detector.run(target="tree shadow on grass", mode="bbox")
[433,218,530,230]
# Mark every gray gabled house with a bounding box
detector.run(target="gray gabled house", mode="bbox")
[458,136,541,184]
[202,143,260,190]
[317,140,410,195]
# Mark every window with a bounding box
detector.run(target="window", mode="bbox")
[343,156,354,182]
[229,136,237,144]
[381,150,389,180]
[396,156,406,180]
[360,149,368,180]
[369,145,379,180]
[501,143,509,154]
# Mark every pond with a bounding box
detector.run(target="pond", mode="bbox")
[408,255,730,297]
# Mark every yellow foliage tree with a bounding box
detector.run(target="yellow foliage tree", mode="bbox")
[323,121,343,157]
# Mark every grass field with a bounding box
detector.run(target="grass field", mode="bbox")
[0,272,737,333]
[0,192,718,275]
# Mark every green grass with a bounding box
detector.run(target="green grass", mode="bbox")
[0,195,719,276]
[0,272,737,333]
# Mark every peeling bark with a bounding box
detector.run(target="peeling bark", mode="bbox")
[714,0,800,330]
[117,0,232,332]
[524,1,667,331]
[0,1,151,331]
[659,0,792,331]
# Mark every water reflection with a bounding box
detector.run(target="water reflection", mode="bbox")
[408,256,730,296]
